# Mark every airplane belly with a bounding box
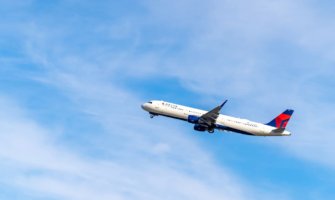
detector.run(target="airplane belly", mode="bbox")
[221,119,264,135]
[250,126,272,136]
[236,125,257,134]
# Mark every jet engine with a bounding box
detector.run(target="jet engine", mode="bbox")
[187,115,200,124]
[193,124,207,132]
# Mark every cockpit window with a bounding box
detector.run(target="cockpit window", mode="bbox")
[148,101,153,104]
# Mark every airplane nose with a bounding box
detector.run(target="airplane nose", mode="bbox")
[141,103,147,110]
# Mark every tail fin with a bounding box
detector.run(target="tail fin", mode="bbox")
[266,109,294,129]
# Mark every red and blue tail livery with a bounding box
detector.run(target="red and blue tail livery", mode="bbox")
[142,100,294,136]
[266,109,294,129]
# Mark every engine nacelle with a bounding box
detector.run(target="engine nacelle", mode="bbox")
[194,124,207,132]
[187,115,200,124]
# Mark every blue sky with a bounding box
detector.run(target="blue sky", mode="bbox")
[1,0,335,199]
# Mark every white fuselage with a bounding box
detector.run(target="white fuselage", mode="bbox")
[141,100,291,136]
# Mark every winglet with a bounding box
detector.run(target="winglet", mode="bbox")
[220,100,228,108]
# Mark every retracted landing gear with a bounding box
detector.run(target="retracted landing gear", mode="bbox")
[149,113,157,118]
[208,129,215,134]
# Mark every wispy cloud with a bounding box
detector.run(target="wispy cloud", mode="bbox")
[0,13,290,198]
[0,35,255,199]
[141,0,335,170]
[0,93,251,200]
[1,0,335,199]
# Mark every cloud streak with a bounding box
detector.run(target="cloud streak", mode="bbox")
[0,93,251,200]
[141,0,335,170]
[1,0,335,199]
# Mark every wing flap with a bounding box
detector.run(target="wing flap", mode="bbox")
[198,100,227,126]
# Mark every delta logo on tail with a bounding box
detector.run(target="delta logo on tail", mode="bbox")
[266,109,294,129]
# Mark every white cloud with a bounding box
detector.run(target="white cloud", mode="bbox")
[2,0,335,199]
[140,0,335,169]
[140,0,335,96]
[0,94,253,200]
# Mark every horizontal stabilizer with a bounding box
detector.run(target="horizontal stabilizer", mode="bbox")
[272,127,285,133]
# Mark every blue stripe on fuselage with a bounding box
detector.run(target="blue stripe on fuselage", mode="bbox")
[150,113,255,135]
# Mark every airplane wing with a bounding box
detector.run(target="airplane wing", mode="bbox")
[198,100,227,127]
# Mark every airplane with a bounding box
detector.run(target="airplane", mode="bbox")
[141,100,294,136]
